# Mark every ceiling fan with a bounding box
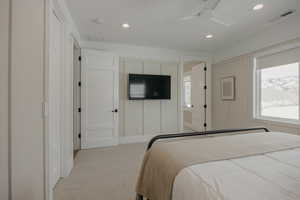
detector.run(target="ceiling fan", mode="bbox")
[180,0,232,26]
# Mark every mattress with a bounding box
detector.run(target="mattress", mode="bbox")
[173,148,300,200]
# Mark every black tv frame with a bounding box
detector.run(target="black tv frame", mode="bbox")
[128,74,171,100]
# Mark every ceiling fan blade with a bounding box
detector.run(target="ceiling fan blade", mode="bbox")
[180,9,206,21]
[210,17,231,26]
[209,0,221,10]
[180,15,197,21]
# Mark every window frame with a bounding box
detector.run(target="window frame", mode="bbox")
[253,45,300,124]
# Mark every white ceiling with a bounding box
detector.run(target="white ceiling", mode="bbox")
[66,0,300,52]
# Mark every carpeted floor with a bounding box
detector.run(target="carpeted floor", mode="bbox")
[54,143,146,200]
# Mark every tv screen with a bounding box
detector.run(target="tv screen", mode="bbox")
[128,74,171,100]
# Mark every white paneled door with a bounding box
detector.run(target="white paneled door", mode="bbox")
[191,64,205,131]
[81,50,119,149]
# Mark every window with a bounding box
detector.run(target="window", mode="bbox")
[255,47,300,122]
[183,75,192,108]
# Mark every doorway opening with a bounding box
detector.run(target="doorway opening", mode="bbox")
[182,61,207,132]
[73,40,81,157]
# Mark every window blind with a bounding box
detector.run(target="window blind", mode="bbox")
[256,47,300,69]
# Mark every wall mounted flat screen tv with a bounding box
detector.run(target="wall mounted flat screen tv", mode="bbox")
[128,74,171,100]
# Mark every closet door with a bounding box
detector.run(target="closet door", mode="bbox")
[81,49,119,149]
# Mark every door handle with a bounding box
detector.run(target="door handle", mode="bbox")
[112,109,118,113]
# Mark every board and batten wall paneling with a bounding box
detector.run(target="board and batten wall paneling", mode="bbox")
[119,58,125,137]
[212,56,253,129]
[124,59,144,136]
[161,63,179,133]
[143,61,161,135]
[0,0,10,199]
[212,38,300,135]
[120,58,179,139]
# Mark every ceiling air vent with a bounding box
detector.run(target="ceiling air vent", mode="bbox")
[269,9,296,23]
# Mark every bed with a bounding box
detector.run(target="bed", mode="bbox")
[135,127,300,200]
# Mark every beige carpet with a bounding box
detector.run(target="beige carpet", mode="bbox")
[54,143,146,200]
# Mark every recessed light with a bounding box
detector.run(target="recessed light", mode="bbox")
[253,4,264,11]
[205,34,213,39]
[122,23,130,28]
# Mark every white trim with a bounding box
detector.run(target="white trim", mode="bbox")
[81,138,119,149]
[183,122,193,130]
[252,117,300,129]
[254,116,300,126]
[119,135,155,144]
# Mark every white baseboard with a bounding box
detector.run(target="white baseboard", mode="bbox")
[81,138,119,149]
[184,122,193,130]
[119,130,188,144]
[82,130,194,148]
[61,157,73,178]
[119,135,155,144]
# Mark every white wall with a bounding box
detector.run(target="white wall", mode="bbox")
[213,15,300,64]
[119,58,180,142]
[212,37,300,135]
[82,41,212,139]
[0,0,10,199]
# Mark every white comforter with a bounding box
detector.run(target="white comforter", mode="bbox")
[173,148,300,200]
